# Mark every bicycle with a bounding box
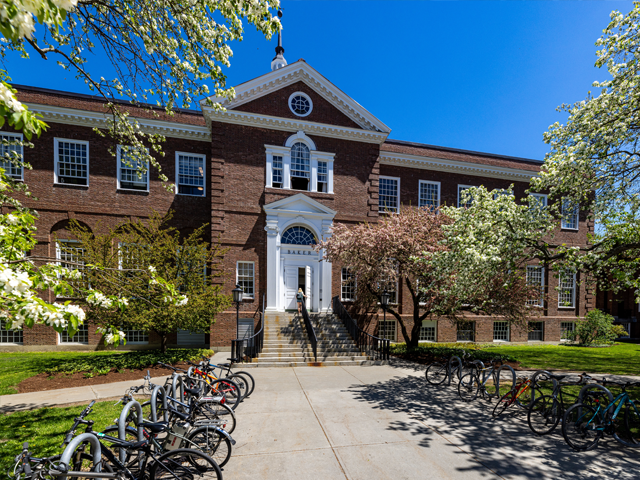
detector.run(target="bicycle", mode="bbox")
[492,376,542,418]
[425,353,482,386]
[199,356,256,398]
[458,359,516,403]
[562,379,640,451]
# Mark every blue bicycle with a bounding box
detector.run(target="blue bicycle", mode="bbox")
[561,379,640,451]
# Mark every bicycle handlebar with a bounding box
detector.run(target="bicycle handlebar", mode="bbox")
[157,361,187,373]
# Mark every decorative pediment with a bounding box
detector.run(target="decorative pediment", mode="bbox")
[263,193,336,218]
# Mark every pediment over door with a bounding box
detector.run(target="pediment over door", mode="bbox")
[263,193,337,219]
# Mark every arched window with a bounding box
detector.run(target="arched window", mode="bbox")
[281,226,316,246]
[290,142,310,191]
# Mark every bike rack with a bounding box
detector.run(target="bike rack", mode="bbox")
[530,370,558,405]
[58,433,102,479]
[577,383,614,417]
[187,366,195,377]
[495,364,516,396]
[150,385,169,423]
[446,356,463,386]
[118,400,144,464]
[171,373,186,410]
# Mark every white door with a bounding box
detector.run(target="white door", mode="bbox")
[305,266,312,310]
[284,266,298,310]
[177,330,205,345]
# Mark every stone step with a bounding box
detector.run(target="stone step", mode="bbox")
[254,359,388,367]
[260,349,366,356]
[262,345,361,352]
[256,355,371,362]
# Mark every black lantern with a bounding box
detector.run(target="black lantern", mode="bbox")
[232,284,243,340]
[381,289,390,310]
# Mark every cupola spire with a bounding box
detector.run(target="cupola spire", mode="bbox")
[271,8,287,71]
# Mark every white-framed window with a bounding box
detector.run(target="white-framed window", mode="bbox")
[341,267,357,302]
[123,329,149,344]
[56,240,88,294]
[526,265,545,307]
[317,161,328,193]
[419,320,437,342]
[418,180,440,209]
[0,133,24,180]
[60,322,89,344]
[236,261,255,299]
[176,152,205,197]
[272,155,283,188]
[530,193,548,210]
[493,189,513,200]
[54,138,89,186]
[457,321,475,342]
[0,319,23,344]
[560,321,575,341]
[290,142,311,191]
[379,176,400,213]
[458,185,474,208]
[117,146,149,191]
[558,270,576,308]
[561,198,579,230]
[378,319,396,342]
[528,321,544,341]
[493,321,510,342]
[288,92,313,117]
[281,226,317,246]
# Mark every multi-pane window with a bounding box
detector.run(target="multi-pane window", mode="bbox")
[124,329,149,344]
[272,155,283,188]
[0,133,23,180]
[561,321,575,341]
[318,161,328,193]
[378,320,396,342]
[119,243,147,272]
[341,267,356,301]
[0,319,23,344]
[236,261,255,299]
[57,240,88,293]
[54,139,89,186]
[526,266,544,307]
[290,142,310,191]
[530,193,548,210]
[379,177,399,213]
[493,321,509,342]
[60,322,89,344]
[419,181,439,209]
[528,321,544,341]
[558,271,576,308]
[117,146,148,191]
[458,185,473,208]
[281,226,316,245]
[457,321,475,342]
[176,153,205,196]
[419,320,436,342]
[561,198,579,230]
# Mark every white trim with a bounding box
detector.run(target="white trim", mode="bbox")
[561,199,579,230]
[379,175,401,213]
[558,271,577,309]
[175,151,206,197]
[58,322,89,345]
[526,265,545,308]
[530,193,547,208]
[341,267,357,302]
[457,184,474,208]
[0,132,24,181]
[236,261,255,300]
[418,180,440,208]
[528,321,544,342]
[117,145,149,192]
[285,131,317,150]
[380,152,539,182]
[54,137,90,186]
[26,103,211,142]
[493,321,510,342]
[288,92,313,118]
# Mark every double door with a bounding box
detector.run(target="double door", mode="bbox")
[284,265,312,310]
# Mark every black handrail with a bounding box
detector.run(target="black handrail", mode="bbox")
[332,296,390,361]
[231,294,265,362]
[300,298,318,362]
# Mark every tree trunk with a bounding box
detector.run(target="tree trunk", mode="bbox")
[160,334,167,353]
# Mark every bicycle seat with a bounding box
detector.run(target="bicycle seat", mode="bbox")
[545,373,568,381]
[167,406,190,421]
[138,421,169,434]
[218,363,231,367]
[184,386,201,397]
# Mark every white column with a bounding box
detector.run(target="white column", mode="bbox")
[313,260,320,312]
[310,157,318,192]
[264,216,280,312]
[327,161,334,194]
[320,219,333,312]
[265,153,273,188]
[283,153,291,190]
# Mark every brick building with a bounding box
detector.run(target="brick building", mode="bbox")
[0,53,594,351]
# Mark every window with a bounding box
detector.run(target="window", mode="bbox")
[176,152,205,196]
[289,92,313,117]
[493,189,513,200]
[272,155,283,188]
[379,176,400,213]
[119,243,148,272]
[561,321,575,341]
[526,266,544,307]
[123,329,149,344]
[54,138,89,186]
[317,161,328,193]
[378,319,396,342]
[530,193,547,210]
[290,142,310,191]
[558,271,576,308]
[341,268,356,301]
[60,322,89,344]
[117,146,149,191]
[56,240,88,293]
[419,180,440,209]
[561,198,579,230]
[493,321,509,342]
[458,185,473,208]
[457,321,475,342]
[236,261,255,299]
[0,133,23,180]
[281,226,316,246]
[0,319,23,344]
[419,320,436,342]
[528,321,544,341]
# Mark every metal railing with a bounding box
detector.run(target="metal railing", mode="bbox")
[231,294,265,362]
[300,298,318,362]
[332,296,390,361]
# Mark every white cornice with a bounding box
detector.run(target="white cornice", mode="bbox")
[201,61,391,134]
[379,152,540,182]
[203,109,389,145]
[26,103,211,142]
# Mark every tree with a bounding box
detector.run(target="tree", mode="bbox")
[565,309,627,345]
[67,211,231,352]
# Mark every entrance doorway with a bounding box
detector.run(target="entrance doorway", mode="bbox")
[298,266,311,310]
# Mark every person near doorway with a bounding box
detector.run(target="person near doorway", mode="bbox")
[297,287,307,315]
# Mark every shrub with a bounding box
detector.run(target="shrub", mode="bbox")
[390,343,517,363]
[565,309,627,345]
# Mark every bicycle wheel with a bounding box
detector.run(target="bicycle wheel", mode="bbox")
[492,390,515,418]
[196,399,237,434]
[206,378,241,410]
[186,426,232,468]
[101,426,145,468]
[612,400,640,447]
[514,384,539,409]
[150,449,222,480]
[49,453,113,480]
[458,373,480,402]
[425,362,448,386]
[232,371,256,398]
[527,395,561,436]
[562,403,603,451]
[228,374,248,402]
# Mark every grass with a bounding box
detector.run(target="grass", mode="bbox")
[0,348,213,396]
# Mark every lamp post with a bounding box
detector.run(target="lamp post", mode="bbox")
[232,284,243,340]
[380,289,390,326]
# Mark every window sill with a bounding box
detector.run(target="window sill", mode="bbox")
[117,188,149,194]
[560,227,579,232]
[558,306,576,310]
[265,187,334,197]
[175,193,206,198]
[456,340,475,343]
[54,183,89,189]
[493,340,509,343]
[0,342,23,346]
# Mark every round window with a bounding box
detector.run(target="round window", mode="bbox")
[289,92,313,117]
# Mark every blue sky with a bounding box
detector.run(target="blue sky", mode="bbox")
[5,1,634,160]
